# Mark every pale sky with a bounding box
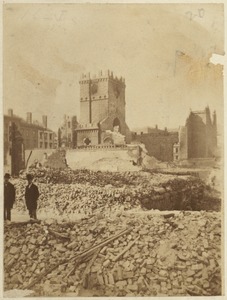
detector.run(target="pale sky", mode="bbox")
[3,3,224,132]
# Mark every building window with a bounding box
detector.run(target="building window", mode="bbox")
[45,142,48,149]
[175,148,179,153]
[40,142,43,148]
[175,155,179,160]
[40,132,43,139]
[49,133,52,140]
[44,133,47,140]
[68,122,71,128]
[50,143,52,148]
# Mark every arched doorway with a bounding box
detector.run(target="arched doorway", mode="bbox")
[113,118,121,133]
[103,137,114,144]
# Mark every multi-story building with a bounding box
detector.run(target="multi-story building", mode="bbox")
[75,70,131,146]
[4,109,56,175]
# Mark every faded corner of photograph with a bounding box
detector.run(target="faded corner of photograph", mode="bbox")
[3,2,224,298]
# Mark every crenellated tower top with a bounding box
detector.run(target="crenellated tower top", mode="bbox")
[80,70,125,83]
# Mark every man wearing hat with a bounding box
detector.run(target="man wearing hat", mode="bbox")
[25,174,40,220]
[4,173,16,221]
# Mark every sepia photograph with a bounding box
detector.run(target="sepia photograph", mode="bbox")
[2,1,225,297]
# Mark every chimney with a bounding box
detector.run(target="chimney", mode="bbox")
[42,115,47,128]
[8,109,13,117]
[26,112,32,124]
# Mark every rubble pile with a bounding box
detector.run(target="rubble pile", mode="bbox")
[14,181,141,217]
[4,211,222,296]
[14,168,221,215]
[19,167,147,187]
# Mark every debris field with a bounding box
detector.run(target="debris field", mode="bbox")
[4,167,222,296]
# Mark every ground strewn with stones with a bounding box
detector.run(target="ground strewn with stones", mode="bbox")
[4,211,222,296]
[4,167,223,296]
[13,167,221,216]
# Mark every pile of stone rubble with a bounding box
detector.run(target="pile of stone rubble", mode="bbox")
[20,167,149,187]
[4,211,222,296]
[13,168,221,216]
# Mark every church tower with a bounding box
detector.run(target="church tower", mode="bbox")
[76,70,130,146]
[79,70,126,125]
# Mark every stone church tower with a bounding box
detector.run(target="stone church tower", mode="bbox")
[75,70,131,146]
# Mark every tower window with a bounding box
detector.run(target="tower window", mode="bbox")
[99,96,101,99]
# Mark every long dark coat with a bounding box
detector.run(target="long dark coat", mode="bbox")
[4,182,16,208]
[25,183,39,210]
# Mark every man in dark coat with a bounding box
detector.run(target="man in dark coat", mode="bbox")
[25,174,39,220]
[4,173,16,221]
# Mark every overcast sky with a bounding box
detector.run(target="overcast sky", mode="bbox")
[3,3,224,132]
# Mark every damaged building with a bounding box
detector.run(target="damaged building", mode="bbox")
[131,126,178,162]
[174,106,218,161]
[75,70,131,147]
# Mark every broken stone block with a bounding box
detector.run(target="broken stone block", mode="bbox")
[178,224,184,230]
[103,259,111,268]
[187,270,195,277]
[9,247,19,255]
[108,273,115,285]
[11,274,23,285]
[172,280,179,287]
[127,284,138,292]
[146,258,156,265]
[116,280,127,288]
[103,274,109,285]
[203,280,210,289]
[186,277,193,283]
[159,270,168,277]
[97,274,104,285]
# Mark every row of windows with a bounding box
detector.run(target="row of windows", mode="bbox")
[39,132,53,140]
[81,95,107,101]
[39,142,53,149]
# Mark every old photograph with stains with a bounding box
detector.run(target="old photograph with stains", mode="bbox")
[3,2,224,297]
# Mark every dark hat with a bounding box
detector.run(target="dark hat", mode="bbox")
[4,173,11,179]
[26,174,34,180]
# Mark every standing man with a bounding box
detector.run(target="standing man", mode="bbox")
[4,173,15,222]
[25,174,39,220]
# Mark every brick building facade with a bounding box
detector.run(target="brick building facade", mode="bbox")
[4,109,56,175]
[75,70,131,146]
[131,127,178,162]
